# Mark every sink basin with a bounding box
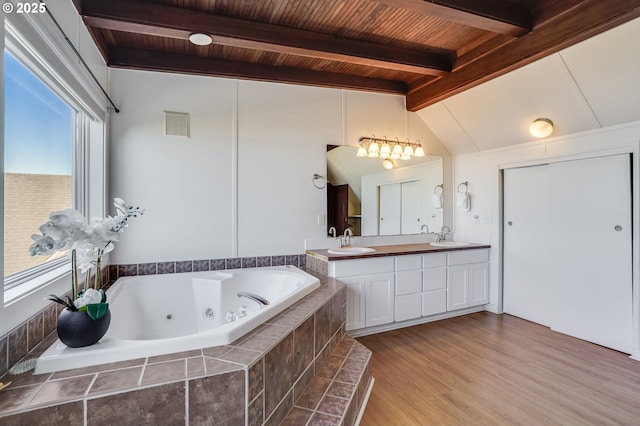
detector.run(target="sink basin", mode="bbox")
[430,241,472,247]
[327,247,376,255]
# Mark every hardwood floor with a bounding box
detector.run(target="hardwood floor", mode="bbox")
[357,312,640,425]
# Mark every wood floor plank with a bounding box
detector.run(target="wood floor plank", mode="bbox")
[357,312,640,425]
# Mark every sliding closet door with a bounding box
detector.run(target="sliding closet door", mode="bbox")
[548,154,632,353]
[503,165,552,325]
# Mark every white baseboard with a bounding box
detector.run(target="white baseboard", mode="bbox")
[347,306,485,338]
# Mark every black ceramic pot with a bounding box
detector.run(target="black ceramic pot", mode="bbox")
[57,308,111,348]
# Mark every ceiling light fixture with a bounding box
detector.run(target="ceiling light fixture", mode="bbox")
[382,159,394,170]
[529,118,554,138]
[188,33,213,46]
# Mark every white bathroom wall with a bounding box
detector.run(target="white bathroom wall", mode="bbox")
[108,70,451,263]
[109,70,236,263]
[237,81,341,256]
[451,121,640,323]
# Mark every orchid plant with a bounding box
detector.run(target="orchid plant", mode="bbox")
[29,198,144,320]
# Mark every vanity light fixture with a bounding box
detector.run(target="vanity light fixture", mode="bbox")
[357,135,426,163]
[188,33,213,46]
[529,118,554,138]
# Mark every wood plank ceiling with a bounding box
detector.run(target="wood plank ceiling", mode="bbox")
[75,0,640,111]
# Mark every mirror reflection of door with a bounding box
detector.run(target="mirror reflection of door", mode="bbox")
[378,180,421,235]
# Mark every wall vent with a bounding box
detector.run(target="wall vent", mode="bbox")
[164,111,190,138]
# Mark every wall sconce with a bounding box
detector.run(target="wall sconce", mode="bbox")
[357,135,426,164]
[529,118,554,138]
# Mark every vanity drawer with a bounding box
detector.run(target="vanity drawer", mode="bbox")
[447,249,489,265]
[331,257,395,277]
[422,252,447,268]
[395,254,422,271]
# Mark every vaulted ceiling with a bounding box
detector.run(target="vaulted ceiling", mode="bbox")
[74,0,640,111]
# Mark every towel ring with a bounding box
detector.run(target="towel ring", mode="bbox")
[312,173,326,189]
[457,181,469,194]
[434,184,443,196]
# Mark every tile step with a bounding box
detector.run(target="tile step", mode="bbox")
[281,335,373,426]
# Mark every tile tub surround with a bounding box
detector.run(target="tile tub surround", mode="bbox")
[0,271,371,425]
[0,255,307,378]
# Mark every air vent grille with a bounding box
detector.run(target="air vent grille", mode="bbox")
[164,111,190,138]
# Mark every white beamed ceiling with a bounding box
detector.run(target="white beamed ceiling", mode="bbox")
[416,17,640,155]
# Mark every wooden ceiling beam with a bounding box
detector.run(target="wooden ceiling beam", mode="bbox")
[371,0,531,37]
[406,0,640,111]
[108,48,408,95]
[79,0,451,76]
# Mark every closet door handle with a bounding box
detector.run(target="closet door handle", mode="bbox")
[507,221,513,226]
[615,225,622,231]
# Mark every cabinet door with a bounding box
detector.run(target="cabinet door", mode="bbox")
[401,180,422,235]
[395,294,422,322]
[468,263,489,307]
[379,183,401,235]
[365,273,395,327]
[340,276,366,331]
[447,266,468,311]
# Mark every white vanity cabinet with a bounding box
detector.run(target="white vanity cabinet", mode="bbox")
[326,246,489,333]
[446,250,489,311]
[330,257,395,331]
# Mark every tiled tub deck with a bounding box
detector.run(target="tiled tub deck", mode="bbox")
[0,272,372,425]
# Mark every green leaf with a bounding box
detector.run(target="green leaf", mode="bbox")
[86,303,109,320]
[78,306,87,312]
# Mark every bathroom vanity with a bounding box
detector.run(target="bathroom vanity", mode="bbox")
[307,243,490,336]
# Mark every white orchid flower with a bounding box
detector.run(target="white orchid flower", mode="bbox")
[113,198,129,216]
[29,234,61,256]
[73,288,103,309]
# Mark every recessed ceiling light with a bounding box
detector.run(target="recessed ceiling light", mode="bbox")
[188,33,213,46]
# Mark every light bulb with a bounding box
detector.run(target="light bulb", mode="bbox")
[380,151,390,159]
[392,143,403,155]
[403,144,414,156]
[368,141,379,153]
[382,159,394,170]
[368,151,379,158]
[414,145,425,157]
[356,146,367,157]
[380,141,391,154]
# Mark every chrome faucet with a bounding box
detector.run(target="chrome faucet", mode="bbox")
[237,291,270,307]
[420,224,430,234]
[437,225,451,242]
[328,226,337,238]
[342,228,353,247]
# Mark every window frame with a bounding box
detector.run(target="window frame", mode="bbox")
[1,8,108,334]
[3,46,88,300]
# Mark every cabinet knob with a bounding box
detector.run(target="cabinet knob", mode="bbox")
[615,225,623,231]
[508,221,513,226]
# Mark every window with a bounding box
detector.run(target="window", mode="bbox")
[3,49,76,287]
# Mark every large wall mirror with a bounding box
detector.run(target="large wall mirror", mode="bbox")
[327,145,444,236]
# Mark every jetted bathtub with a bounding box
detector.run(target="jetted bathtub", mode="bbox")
[35,265,320,374]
